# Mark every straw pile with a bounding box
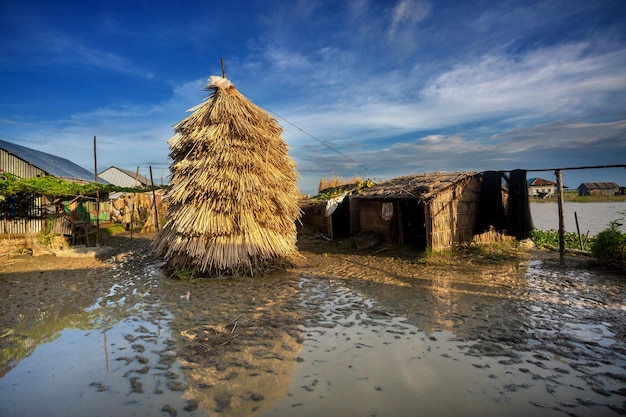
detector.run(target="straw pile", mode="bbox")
[153,76,301,276]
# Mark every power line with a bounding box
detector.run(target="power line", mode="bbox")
[245,95,373,178]
[525,164,626,172]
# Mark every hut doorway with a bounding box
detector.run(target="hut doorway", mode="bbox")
[330,198,351,239]
[400,199,426,248]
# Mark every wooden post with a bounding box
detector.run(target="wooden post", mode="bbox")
[149,166,159,232]
[93,135,100,246]
[221,57,226,78]
[574,211,583,250]
[328,212,333,240]
[555,169,565,265]
[424,203,432,250]
[130,166,140,239]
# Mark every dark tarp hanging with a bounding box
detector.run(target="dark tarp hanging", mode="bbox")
[506,169,534,239]
[475,170,506,234]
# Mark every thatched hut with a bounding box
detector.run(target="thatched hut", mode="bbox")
[298,183,365,240]
[350,170,533,251]
[350,172,485,250]
[153,76,301,276]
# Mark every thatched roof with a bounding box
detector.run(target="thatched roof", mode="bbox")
[153,76,301,276]
[352,172,479,201]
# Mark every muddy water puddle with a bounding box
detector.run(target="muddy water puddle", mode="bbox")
[0,255,198,417]
[1,242,625,417]
[261,270,626,416]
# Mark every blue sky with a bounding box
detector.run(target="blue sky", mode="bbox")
[1,0,625,194]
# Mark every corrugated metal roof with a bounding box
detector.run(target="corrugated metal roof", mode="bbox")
[579,182,619,190]
[352,172,479,200]
[527,177,556,186]
[0,139,98,183]
[99,166,150,187]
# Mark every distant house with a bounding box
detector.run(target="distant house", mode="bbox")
[99,166,150,188]
[0,139,108,236]
[577,182,620,196]
[527,177,557,198]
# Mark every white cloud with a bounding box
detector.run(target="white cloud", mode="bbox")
[274,40,626,155]
[9,78,209,177]
[387,0,432,41]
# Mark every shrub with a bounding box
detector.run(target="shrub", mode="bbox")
[530,229,594,252]
[37,217,56,247]
[590,220,626,261]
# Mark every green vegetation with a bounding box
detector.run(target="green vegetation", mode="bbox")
[102,223,129,236]
[0,172,165,197]
[316,178,374,200]
[530,229,594,251]
[531,218,626,264]
[420,221,625,266]
[37,216,57,247]
[171,268,197,281]
[530,192,626,203]
[591,220,626,262]
[419,237,524,264]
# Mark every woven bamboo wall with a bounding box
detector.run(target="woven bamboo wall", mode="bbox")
[298,201,330,236]
[355,200,400,243]
[427,176,482,250]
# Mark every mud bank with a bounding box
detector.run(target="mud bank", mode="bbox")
[0,234,624,416]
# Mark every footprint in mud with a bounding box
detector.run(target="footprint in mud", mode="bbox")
[135,325,152,334]
[154,380,163,394]
[302,379,319,392]
[214,393,232,412]
[135,366,150,375]
[89,382,108,392]
[129,377,143,393]
[158,371,180,380]
[116,356,133,365]
[184,399,199,412]
[161,404,177,416]
[166,380,187,392]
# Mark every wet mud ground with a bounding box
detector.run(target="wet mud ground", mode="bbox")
[0,233,624,417]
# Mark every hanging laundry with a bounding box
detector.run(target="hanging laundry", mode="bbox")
[382,202,393,221]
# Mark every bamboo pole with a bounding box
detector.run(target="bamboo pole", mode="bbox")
[93,135,100,246]
[149,166,159,232]
[131,166,139,239]
[574,211,583,250]
[555,169,565,265]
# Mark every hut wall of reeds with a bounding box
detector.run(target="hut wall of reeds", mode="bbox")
[153,76,300,276]
[350,172,489,250]
[298,194,351,240]
[426,175,482,249]
[298,199,331,236]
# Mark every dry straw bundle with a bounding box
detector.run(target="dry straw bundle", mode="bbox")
[153,76,301,277]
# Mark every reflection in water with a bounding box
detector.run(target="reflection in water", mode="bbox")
[1,246,625,417]
[180,331,300,416]
[258,260,626,416]
[164,273,304,416]
[0,257,198,417]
